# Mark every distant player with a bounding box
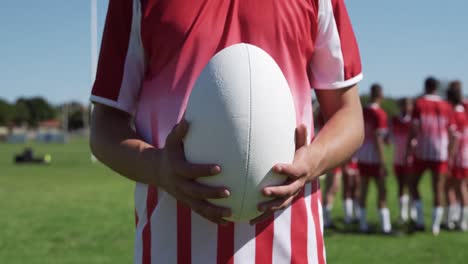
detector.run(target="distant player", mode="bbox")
[342,157,361,225]
[390,98,416,224]
[356,84,392,234]
[322,167,342,228]
[407,77,455,235]
[446,81,468,231]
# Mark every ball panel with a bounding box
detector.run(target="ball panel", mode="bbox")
[184,44,251,219]
[238,45,296,220]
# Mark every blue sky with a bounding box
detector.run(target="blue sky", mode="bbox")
[0,0,467,105]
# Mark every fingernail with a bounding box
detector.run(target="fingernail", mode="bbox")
[221,190,230,197]
[263,189,272,197]
[274,165,282,172]
[211,166,221,175]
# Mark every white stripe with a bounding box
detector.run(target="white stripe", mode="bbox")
[305,183,319,264]
[191,212,218,263]
[272,207,292,264]
[317,197,327,262]
[133,183,148,264]
[233,223,256,264]
[118,0,145,116]
[151,192,177,264]
[310,0,346,90]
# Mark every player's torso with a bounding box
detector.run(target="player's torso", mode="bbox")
[454,106,468,168]
[415,97,451,161]
[357,105,385,163]
[136,0,319,147]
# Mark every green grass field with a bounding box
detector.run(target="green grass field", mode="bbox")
[0,138,467,263]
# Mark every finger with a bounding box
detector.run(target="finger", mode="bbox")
[188,199,232,220]
[250,212,274,225]
[273,163,304,179]
[257,197,289,212]
[204,216,232,226]
[295,124,308,150]
[178,180,230,199]
[174,160,221,179]
[263,179,303,198]
[166,120,189,147]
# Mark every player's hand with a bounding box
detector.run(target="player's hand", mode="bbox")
[250,124,315,225]
[158,119,232,225]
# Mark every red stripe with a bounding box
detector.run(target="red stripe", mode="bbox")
[331,0,362,80]
[177,202,192,264]
[291,189,308,264]
[310,180,325,264]
[217,223,235,264]
[142,186,158,264]
[255,216,274,264]
[92,0,133,101]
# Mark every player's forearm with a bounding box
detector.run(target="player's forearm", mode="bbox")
[90,104,162,186]
[311,87,364,177]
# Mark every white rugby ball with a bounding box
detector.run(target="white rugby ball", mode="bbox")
[184,43,296,222]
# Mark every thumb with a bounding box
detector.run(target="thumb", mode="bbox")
[295,124,308,150]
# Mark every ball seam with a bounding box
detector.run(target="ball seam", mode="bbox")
[238,44,253,221]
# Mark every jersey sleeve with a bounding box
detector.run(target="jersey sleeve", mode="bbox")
[90,0,145,116]
[309,0,363,90]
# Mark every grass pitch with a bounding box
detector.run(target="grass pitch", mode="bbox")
[0,139,466,263]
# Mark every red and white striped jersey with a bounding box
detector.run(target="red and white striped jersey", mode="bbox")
[356,103,388,164]
[412,95,456,162]
[452,105,468,169]
[391,115,413,165]
[91,0,362,263]
[464,100,468,118]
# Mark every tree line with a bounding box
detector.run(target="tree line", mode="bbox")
[0,97,88,130]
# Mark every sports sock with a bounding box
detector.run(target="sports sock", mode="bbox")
[379,207,392,233]
[354,199,362,219]
[413,200,424,226]
[460,207,468,231]
[359,208,368,232]
[343,199,353,224]
[432,207,444,235]
[447,205,458,229]
[454,203,462,222]
[399,195,409,222]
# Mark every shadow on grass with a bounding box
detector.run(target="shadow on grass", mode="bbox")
[324,217,425,237]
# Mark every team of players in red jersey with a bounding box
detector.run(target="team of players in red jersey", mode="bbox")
[321,78,468,235]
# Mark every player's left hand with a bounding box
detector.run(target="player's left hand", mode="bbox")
[250,124,318,225]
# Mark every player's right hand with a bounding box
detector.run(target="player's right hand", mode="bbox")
[157,119,232,225]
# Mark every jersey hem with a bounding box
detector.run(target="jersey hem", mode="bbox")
[90,95,135,116]
[312,73,363,90]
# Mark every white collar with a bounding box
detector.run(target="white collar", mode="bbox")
[423,94,442,101]
[400,114,411,122]
[369,102,380,109]
[455,104,465,113]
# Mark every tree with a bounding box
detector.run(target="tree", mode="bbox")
[12,100,30,126]
[0,98,13,126]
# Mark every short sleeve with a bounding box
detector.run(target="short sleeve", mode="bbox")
[90,0,145,116]
[309,0,363,90]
